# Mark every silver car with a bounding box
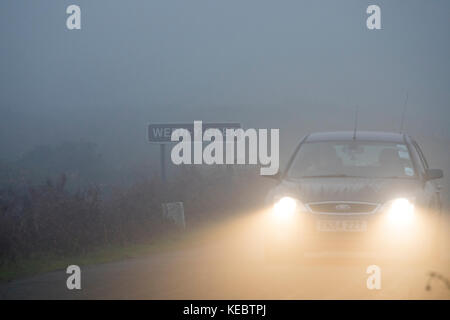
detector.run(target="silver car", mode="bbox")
[265,131,443,261]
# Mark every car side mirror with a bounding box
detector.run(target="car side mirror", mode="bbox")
[424,169,443,181]
[263,171,282,181]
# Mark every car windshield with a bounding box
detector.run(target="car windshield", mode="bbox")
[288,141,416,179]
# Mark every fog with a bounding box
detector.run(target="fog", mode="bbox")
[1,0,449,185]
[1,1,450,301]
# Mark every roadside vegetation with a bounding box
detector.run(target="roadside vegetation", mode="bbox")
[0,142,270,281]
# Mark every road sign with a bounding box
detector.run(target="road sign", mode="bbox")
[148,122,242,183]
[148,122,241,143]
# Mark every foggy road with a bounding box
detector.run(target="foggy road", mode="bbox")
[1,211,449,300]
[2,0,450,304]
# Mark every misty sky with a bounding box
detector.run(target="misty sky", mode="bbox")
[1,0,449,169]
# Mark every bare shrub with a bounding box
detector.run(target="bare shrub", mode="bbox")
[0,166,269,264]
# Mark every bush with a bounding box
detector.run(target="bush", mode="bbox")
[0,167,269,265]
[0,174,173,263]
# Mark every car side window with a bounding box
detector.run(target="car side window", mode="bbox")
[412,140,429,170]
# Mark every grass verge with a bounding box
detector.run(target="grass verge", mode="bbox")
[0,232,198,283]
[0,209,257,283]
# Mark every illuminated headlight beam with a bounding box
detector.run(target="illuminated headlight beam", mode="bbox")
[386,198,415,226]
[273,196,298,219]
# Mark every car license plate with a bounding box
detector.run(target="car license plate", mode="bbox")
[316,220,367,232]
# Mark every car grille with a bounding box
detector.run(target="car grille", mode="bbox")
[307,202,379,214]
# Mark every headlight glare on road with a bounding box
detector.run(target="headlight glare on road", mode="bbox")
[386,198,415,226]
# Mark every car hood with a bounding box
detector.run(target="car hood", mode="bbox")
[269,177,422,204]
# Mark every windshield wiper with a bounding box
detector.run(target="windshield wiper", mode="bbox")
[300,174,364,178]
[379,176,414,179]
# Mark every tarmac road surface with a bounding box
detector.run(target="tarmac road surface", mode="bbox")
[1,210,449,299]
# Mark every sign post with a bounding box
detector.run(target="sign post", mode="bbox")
[160,143,166,183]
[147,122,242,183]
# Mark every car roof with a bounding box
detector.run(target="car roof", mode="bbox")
[305,131,407,143]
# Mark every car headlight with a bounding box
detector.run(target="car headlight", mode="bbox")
[272,196,305,219]
[385,198,415,226]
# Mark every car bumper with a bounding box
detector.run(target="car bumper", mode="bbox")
[264,209,434,255]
